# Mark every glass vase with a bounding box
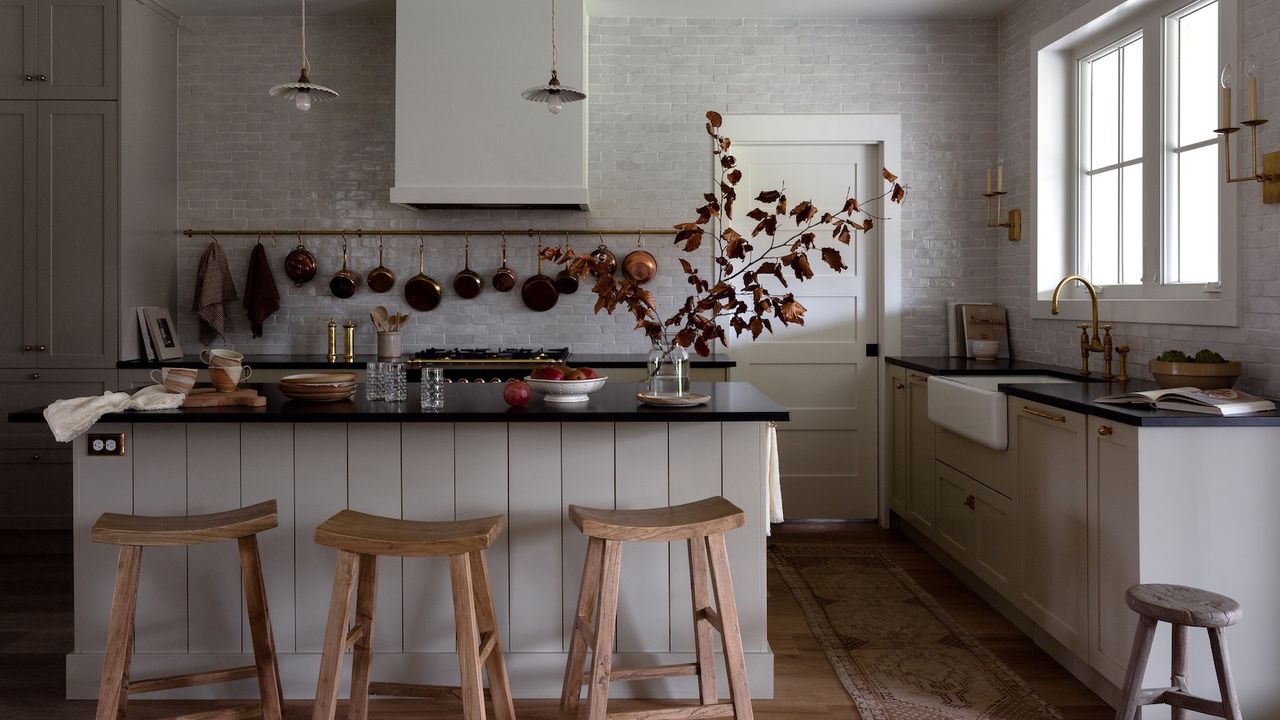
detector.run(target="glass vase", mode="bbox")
[647,340,690,396]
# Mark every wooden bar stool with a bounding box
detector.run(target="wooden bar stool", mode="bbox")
[561,496,753,720]
[90,499,283,720]
[311,510,515,720]
[1115,583,1245,720]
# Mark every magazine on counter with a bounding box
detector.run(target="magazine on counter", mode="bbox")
[1095,387,1276,416]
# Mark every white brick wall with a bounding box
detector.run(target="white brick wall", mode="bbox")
[996,0,1280,395]
[176,14,999,356]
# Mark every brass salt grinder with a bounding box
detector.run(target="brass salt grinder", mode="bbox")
[343,320,357,362]
[326,317,338,361]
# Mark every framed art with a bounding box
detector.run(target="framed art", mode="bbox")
[143,307,184,361]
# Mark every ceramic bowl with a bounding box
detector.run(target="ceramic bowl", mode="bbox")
[1148,360,1241,390]
[524,376,608,404]
[971,340,1000,361]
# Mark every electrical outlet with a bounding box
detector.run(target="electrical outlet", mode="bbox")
[87,433,126,456]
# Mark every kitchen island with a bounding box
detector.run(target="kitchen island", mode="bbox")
[9,382,785,701]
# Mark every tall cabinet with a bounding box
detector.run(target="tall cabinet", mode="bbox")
[0,0,175,530]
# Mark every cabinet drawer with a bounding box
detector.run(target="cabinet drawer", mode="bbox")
[0,445,72,529]
[935,426,1015,500]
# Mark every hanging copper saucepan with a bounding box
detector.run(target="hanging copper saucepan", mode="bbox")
[284,233,317,286]
[622,230,657,284]
[453,232,483,299]
[329,234,361,299]
[492,232,517,292]
[366,234,395,293]
[521,237,559,312]
[404,236,442,311]
[589,235,617,277]
[554,231,579,295]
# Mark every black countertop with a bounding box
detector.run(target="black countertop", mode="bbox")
[888,356,1280,427]
[116,353,736,370]
[7,381,786,424]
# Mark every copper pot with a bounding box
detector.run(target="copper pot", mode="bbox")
[366,235,395,293]
[284,238,317,287]
[555,236,579,294]
[589,241,617,277]
[404,237,442,312]
[521,248,559,312]
[453,234,483,299]
[622,234,657,284]
[329,238,360,299]
[493,234,517,292]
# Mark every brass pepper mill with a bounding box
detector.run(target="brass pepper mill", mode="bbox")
[326,317,337,361]
[343,320,357,362]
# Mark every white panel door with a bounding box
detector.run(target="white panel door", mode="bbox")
[725,140,879,519]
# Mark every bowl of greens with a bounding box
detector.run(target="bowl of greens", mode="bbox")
[1149,349,1241,389]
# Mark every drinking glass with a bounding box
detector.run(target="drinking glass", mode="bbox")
[385,362,407,402]
[365,362,386,401]
[421,366,444,409]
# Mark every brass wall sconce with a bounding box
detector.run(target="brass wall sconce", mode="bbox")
[1216,59,1280,203]
[982,161,1022,241]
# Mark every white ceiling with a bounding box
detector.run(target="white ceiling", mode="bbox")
[158,0,1019,19]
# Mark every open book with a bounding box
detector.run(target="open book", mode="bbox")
[1096,387,1276,416]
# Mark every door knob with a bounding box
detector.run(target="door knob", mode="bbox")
[30,373,40,379]
[894,381,905,390]
[36,74,48,82]
[36,345,46,351]
[23,345,33,351]
[24,74,35,82]
[1097,425,1114,437]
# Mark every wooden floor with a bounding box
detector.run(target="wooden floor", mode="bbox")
[0,524,1113,719]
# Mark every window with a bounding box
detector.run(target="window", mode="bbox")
[1032,0,1238,326]
[1079,35,1144,286]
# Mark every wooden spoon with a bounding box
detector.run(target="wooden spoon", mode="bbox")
[371,306,390,332]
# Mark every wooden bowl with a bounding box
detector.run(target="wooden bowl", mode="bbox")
[1148,360,1241,390]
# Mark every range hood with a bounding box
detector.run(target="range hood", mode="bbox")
[390,0,589,210]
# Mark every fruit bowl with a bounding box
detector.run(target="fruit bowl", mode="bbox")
[524,376,608,404]
[1149,360,1241,390]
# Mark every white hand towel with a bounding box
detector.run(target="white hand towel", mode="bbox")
[765,421,784,534]
[43,385,187,443]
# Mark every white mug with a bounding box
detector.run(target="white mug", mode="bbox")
[200,348,244,368]
[149,367,198,394]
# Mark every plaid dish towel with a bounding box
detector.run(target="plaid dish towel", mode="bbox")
[193,240,239,344]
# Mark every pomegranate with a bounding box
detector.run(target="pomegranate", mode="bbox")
[503,379,532,407]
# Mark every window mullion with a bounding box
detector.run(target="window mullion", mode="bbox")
[1144,14,1165,287]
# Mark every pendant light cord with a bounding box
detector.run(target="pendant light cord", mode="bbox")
[300,0,310,72]
[550,0,557,73]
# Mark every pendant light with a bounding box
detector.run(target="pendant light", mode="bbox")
[521,0,585,114]
[268,0,338,112]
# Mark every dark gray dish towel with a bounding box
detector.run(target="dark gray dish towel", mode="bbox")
[193,240,239,345]
[243,241,280,338]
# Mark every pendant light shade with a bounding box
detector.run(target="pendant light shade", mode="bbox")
[269,0,338,111]
[522,0,584,113]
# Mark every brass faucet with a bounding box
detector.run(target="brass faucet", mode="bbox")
[1051,274,1116,379]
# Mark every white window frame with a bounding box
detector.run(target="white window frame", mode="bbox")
[1030,0,1239,326]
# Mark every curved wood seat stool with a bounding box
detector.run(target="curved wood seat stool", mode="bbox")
[311,510,514,720]
[1115,583,1245,720]
[562,496,752,720]
[90,500,283,720]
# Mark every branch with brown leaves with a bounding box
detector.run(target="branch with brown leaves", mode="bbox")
[541,110,908,357]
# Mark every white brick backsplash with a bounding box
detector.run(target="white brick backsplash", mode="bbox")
[177,14,999,356]
[996,0,1280,395]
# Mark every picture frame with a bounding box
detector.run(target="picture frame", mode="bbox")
[143,307,184,361]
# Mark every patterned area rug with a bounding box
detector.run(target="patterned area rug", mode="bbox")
[770,545,1064,720]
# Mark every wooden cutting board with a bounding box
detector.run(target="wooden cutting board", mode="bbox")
[182,388,267,408]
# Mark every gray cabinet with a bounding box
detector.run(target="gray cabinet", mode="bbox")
[0,101,117,368]
[907,372,936,534]
[0,0,118,100]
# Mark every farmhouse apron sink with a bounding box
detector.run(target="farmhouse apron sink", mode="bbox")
[927,375,1082,451]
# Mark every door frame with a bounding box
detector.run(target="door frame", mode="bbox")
[723,114,903,528]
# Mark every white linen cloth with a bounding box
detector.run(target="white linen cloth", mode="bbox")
[765,421,784,535]
[43,385,186,442]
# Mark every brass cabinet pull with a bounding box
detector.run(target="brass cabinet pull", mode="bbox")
[31,454,40,462]
[37,74,48,82]
[963,494,976,510]
[24,74,35,82]
[36,344,46,352]
[1097,425,1114,436]
[1022,405,1067,423]
[30,373,40,379]
[23,345,33,351]
[909,373,929,382]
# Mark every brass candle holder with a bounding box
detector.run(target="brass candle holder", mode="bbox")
[1216,60,1280,203]
[982,190,1022,242]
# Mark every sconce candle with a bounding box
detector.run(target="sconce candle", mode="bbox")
[1246,56,1259,122]
[1221,64,1233,128]
[996,161,1004,193]
[986,167,992,194]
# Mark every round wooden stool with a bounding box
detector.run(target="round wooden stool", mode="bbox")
[1115,583,1245,720]
[311,510,514,720]
[561,496,753,720]
[90,499,283,720]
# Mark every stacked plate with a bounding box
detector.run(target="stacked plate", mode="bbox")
[279,372,358,402]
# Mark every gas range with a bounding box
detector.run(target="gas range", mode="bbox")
[406,347,570,384]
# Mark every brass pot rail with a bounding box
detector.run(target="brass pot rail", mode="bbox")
[182,228,674,239]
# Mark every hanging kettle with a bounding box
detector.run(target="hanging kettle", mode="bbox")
[284,234,317,286]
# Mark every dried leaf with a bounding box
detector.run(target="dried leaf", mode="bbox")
[791,253,814,281]
[727,168,742,185]
[778,295,808,325]
[675,227,703,252]
[722,230,747,259]
[790,200,818,225]
[678,258,694,274]
[821,247,848,272]
[842,197,860,215]
[891,183,907,203]
[694,336,711,357]
[707,110,723,128]
[776,195,787,216]
[755,190,781,204]
[863,217,874,232]
[746,208,769,221]
[838,225,851,245]
[720,136,732,152]
[882,167,898,183]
